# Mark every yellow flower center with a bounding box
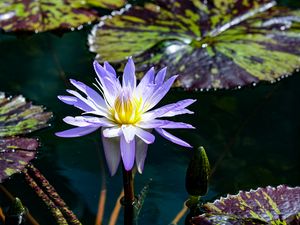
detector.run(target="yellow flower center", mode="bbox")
[111,92,143,125]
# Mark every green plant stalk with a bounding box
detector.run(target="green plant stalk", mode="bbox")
[121,166,136,225]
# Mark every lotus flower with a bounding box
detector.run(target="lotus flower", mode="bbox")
[56,58,196,175]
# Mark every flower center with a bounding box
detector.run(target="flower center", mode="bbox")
[111,91,143,125]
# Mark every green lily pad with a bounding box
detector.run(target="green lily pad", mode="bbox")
[85,0,126,9]
[0,92,52,182]
[0,93,52,137]
[89,0,300,90]
[191,185,300,225]
[0,0,125,33]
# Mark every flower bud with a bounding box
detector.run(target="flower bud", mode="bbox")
[185,146,210,196]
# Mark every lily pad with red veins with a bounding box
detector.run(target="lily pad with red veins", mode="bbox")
[89,0,300,90]
[191,185,300,225]
[0,92,52,182]
[0,0,126,33]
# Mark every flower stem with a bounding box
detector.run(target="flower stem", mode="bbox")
[121,166,135,225]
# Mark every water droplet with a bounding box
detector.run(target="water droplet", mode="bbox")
[125,4,132,10]
[98,21,104,27]
[280,26,286,31]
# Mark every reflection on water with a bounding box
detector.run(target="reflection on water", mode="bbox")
[0,0,299,224]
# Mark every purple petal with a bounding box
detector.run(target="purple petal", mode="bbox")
[146,75,178,110]
[55,126,99,138]
[66,90,101,114]
[135,138,148,174]
[101,130,121,176]
[135,127,155,144]
[139,119,194,129]
[120,135,135,171]
[83,117,115,127]
[121,125,136,143]
[63,116,93,127]
[69,79,106,109]
[64,116,115,127]
[155,128,192,148]
[104,61,117,77]
[122,57,136,89]
[143,99,196,120]
[136,67,155,98]
[163,109,194,117]
[155,67,167,85]
[93,60,110,80]
[58,95,94,112]
[93,61,120,106]
[139,67,155,85]
[103,127,121,138]
[159,121,194,129]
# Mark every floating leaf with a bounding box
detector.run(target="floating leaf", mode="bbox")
[0,92,52,182]
[191,185,300,225]
[89,0,300,90]
[0,0,100,33]
[0,93,52,137]
[85,0,126,9]
[0,137,38,183]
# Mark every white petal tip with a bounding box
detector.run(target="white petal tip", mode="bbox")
[137,167,143,174]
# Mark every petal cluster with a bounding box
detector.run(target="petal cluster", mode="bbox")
[56,58,196,175]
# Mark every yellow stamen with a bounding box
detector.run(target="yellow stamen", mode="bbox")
[111,93,143,125]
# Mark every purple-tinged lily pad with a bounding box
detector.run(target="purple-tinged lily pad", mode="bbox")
[0,137,38,183]
[0,93,52,137]
[0,92,52,183]
[191,185,300,225]
[0,0,126,33]
[89,0,300,90]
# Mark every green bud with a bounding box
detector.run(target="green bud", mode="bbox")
[185,146,210,196]
[6,198,27,225]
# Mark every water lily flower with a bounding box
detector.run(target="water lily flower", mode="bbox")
[56,58,196,175]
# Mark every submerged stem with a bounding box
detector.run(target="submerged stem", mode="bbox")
[121,166,136,225]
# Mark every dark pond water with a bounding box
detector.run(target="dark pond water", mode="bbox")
[0,1,299,224]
